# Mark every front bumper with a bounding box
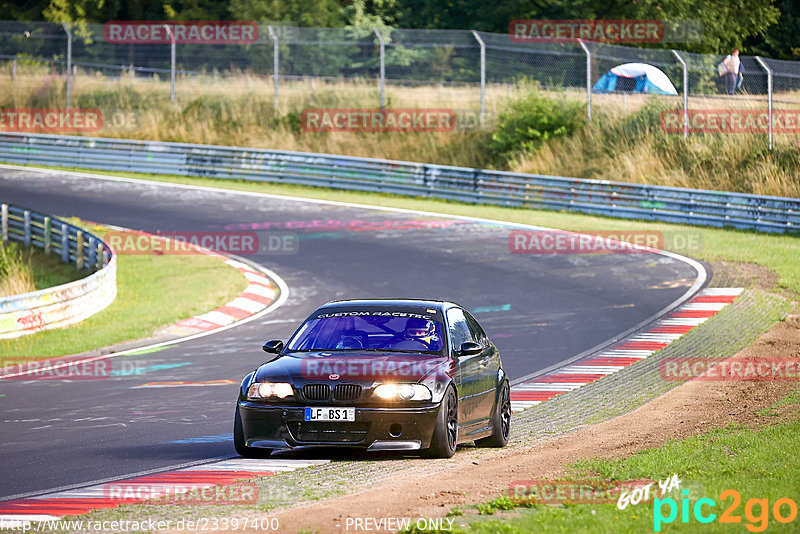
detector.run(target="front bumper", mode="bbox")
[238,401,440,450]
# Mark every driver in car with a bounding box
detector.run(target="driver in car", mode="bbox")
[335,330,367,349]
[398,318,438,349]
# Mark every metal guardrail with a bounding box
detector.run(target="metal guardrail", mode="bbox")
[0,202,116,339]
[0,132,798,233]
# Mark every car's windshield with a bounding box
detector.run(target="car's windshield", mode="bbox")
[286,314,445,353]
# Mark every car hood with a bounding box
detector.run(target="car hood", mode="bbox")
[253,350,451,384]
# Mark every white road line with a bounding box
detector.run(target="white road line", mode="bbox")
[225,298,266,313]
[194,310,236,325]
[698,288,744,296]
[0,515,61,523]
[513,383,585,391]
[658,318,708,326]
[680,302,730,311]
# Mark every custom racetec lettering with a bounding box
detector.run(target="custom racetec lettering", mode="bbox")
[315,311,437,319]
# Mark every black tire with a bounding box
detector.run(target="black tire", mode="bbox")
[422,386,458,458]
[234,405,272,458]
[475,380,510,448]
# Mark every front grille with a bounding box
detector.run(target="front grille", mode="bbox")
[333,384,362,401]
[303,384,330,401]
[288,421,371,443]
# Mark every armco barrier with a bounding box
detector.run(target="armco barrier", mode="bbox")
[0,132,798,233]
[0,202,116,339]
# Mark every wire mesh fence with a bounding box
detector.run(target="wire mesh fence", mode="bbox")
[0,20,795,146]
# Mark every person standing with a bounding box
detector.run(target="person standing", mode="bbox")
[722,49,741,95]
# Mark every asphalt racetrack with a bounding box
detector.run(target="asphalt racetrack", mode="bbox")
[0,167,704,500]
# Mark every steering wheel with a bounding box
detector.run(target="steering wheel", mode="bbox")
[335,335,364,349]
[386,336,432,350]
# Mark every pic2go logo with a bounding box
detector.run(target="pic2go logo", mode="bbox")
[654,489,798,532]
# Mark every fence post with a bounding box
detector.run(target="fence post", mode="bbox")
[61,22,72,109]
[163,24,176,103]
[373,28,385,109]
[471,30,486,123]
[23,210,31,246]
[577,39,591,121]
[671,50,689,139]
[61,224,69,263]
[1,204,7,241]
[88,236,97,268]
[44,216,51,253]
[267,25,279,112]
[76,230,84,270]
[11,57,16,81]
[754,56,773,151]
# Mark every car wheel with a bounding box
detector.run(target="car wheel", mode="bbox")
[422,386,458,458]
[475,380,510,448]
[234,405,272,458]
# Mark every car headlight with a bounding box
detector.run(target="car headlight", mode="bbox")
[247,382,294,400]
[373,383,432,402]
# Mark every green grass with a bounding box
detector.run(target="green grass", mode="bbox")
[513,100,800,198]
[1,241,84,296]
[5,74,800,196]
[0,219,248,358]
[0,241,84,291]
[422,413,800,533]
[755,385,800,417]
[11,164,800,296]
[26,245,86,289]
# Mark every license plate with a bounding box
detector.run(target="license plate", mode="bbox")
[304,407,355,422]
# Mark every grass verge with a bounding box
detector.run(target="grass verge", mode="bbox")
[440,389,800,533]
[0,240,84,296]
[9,164,800,296]
[5,73,800,195]
[0,218,248,359]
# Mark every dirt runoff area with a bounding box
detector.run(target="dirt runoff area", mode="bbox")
[271,312,800,534]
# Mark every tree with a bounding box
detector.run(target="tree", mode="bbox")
[744,0,800,59]
[228,0,345,27]
[1,0,50,20]
[392,0,781,55]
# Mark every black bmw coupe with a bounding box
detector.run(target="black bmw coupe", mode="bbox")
[234,299,510,458]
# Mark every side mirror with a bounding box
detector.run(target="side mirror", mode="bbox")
[262,339,284,354]
[457,341,482,356]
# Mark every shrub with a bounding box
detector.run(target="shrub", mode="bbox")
[489,91,585,163]
[0,242,35,297]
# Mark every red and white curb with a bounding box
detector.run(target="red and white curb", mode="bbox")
[0,458,328,522]
[510,288,744,412]
[102,225,279,335]
[165,255,278,334]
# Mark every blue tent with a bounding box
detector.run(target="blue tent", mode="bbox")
[593,63,678,95]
